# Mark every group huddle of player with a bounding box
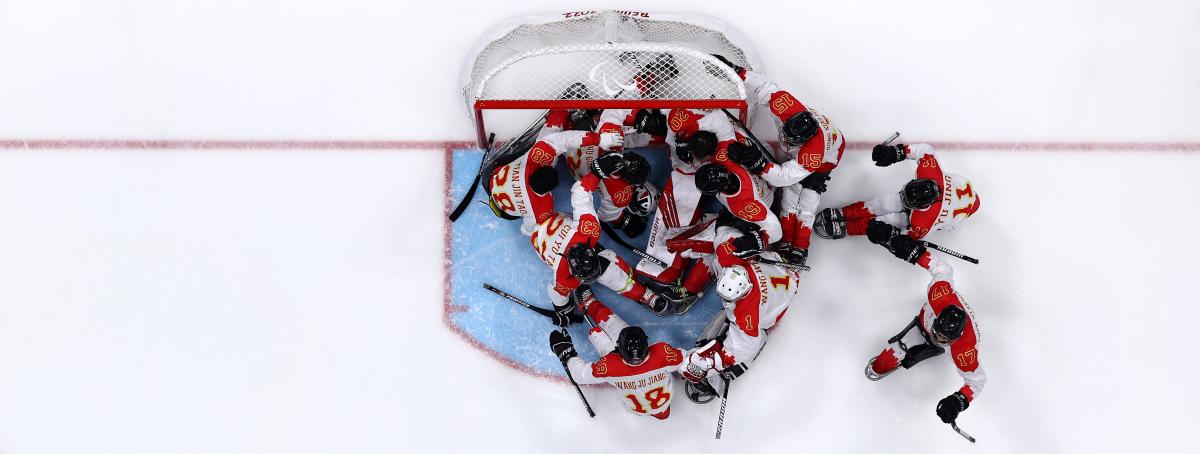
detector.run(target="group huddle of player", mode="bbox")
[479,53,987,428]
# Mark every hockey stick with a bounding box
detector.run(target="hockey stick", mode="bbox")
[483,283,556,318]
[721,109,779,165]
[715,375,731,439]
[922,241,980,265]
[881,131,901,146]
[485,284,595,417]
[451,111,550,222]
[485,283,585,324]
[755,257,810,272]
[558,336,597,418]
[448,133,495,222]
[950,421,976,443]
[599,222,669,268]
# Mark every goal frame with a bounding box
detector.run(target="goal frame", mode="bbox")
[462,11,761,149]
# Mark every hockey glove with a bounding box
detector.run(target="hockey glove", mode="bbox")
[866,219,900,245]
[727,141,767,173]
[872,144,906,167]
[936,391,969,424]
[598,132,625,151]
[710,54,745,74]
[613,211,648,237]
[590,153,626,179]
[549,329,578,365]
[633,109,668,137]
[720,363,749,382]
[731,230,767,259]
[887,235,927,263]
[570,109,598,132]
[551,302,578,328]
[682,339,724,383]
[799,171,831,193]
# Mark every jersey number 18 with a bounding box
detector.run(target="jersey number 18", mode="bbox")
[624,386,670,414]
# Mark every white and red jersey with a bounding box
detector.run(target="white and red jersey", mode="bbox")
[915,253,986,402]
[567,342,683,418]
[664,108,739,172]
[903,144,981,239]
[532,175,651,306]
[566,295,685,419]
[529,175,604,275]
[742,69,844,172]
[595,109,664,151]
[717,253,802,364]
[490,131,605,236]
[710,148,782,243]
[540,110,604,180]
[677,251,801,384]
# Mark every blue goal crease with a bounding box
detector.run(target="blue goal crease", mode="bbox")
[448,148,724,376]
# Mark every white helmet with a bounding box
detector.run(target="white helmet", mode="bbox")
[715,266,752,305]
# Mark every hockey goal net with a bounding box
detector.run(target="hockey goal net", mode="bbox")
[461,10,762,148]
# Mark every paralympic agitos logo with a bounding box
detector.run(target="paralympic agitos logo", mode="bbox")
[588,60,639,97]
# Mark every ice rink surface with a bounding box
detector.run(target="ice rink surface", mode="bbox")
[1,0,1199,452]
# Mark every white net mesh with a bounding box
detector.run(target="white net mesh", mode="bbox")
[464,11,757,108]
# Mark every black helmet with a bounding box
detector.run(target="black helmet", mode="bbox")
[902,178,940,210]
[932,305,967,342]
[782,111,818,146]
[695,163,736,195]
[569,109,600,131]
[634,109,667,136]
[618,152,650,185]
[528,167,560,195]
[686,130,719,161]
[617,326,649,365]
[566,243,605,283]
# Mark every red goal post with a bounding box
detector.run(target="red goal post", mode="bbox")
[461,11,764,149]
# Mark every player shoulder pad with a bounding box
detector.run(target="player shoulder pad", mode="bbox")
[527,142,557,167]
[590,352,619,378]
[927,281,961,311]
[667,109,700,136]
[652,343,684,366]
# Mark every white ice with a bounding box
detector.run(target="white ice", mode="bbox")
[0,1,1198,452]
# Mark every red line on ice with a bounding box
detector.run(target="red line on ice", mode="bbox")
[2,139,1200,151]
[8,137,1197,383]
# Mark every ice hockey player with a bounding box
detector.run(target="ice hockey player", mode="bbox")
[864,234,986,426]
[712,55,844,266]
[584,107,670,237]
[486,130,623,236]
[634,108,741,305]
[536,83,661,238]
[677,238,803,403]
[815,142,981,241]
[540,82,600,136]
[531,170,672,321]
[692,147,784,262]
[548,286,685,419]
